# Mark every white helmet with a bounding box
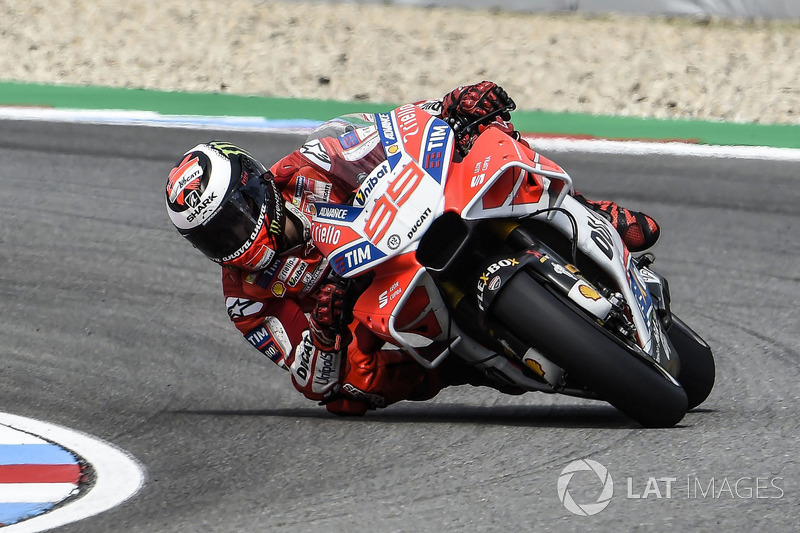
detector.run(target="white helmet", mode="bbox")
[165,141,285,270]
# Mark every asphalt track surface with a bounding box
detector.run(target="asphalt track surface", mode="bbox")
[1,120,798,532]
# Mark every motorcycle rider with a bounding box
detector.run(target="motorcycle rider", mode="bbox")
[165,81,661,415]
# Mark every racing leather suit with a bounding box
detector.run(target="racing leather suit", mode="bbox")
[222,101,455,415]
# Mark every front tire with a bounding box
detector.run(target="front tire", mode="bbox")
[492,273,688,428]
[668,315,715,410]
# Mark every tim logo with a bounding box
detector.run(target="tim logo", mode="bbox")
[342,244,371,268]
[332,242,381,274]
[423,123,450,179]
[424,151,443,169]
[339,130,360,149]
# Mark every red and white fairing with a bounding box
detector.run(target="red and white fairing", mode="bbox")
[312,104,671,369]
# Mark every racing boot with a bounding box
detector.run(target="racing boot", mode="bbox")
[574,193,661,252]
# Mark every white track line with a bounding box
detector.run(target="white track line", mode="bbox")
[0,106,318,133]
[0,413,145,533]
[2,105,799,161]
[524,136,800,162]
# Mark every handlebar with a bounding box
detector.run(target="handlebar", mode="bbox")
[445,102,517,156]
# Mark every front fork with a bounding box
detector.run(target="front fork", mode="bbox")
[453,220,672,389]
[436,220,602,389]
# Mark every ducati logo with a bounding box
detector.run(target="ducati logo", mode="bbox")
[167,154,203,206]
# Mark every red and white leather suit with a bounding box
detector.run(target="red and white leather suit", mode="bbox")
[222,101,452,415]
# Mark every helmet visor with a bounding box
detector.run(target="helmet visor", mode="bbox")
[185,173,278,262]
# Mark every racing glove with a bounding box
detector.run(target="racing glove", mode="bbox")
[442,81,515,124]
[441,81,519,154]
[308,282,353,352]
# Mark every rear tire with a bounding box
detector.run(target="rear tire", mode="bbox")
[492,273,688,428]
[668,315,715,410]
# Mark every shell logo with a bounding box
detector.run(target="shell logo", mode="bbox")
[524,358,545,377]
[579,284,601,301]
[271,281,286,298]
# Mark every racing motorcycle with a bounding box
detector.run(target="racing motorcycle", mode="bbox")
[308,103,715,427]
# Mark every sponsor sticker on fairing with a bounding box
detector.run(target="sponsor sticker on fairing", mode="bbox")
[406,207,432,240]
[395,104,420,144]
[567,281,612,320]
[338,130,360,149]
[314,204,361,223]
[311,223,342,246]
[417,100,443,114]
[343,133,380,162]
[628,265,654,328]
[354,161,390,207]
[330,241,385,276]
[376,112,402,168]
[377,113,396,142]
[420,120,452,183]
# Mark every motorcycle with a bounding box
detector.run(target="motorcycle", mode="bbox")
[308,103,715,427]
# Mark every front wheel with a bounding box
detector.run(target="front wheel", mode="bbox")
[668,315,715,410]
[491,273,688,427]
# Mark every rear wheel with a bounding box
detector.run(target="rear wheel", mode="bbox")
[492,273,688,427]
